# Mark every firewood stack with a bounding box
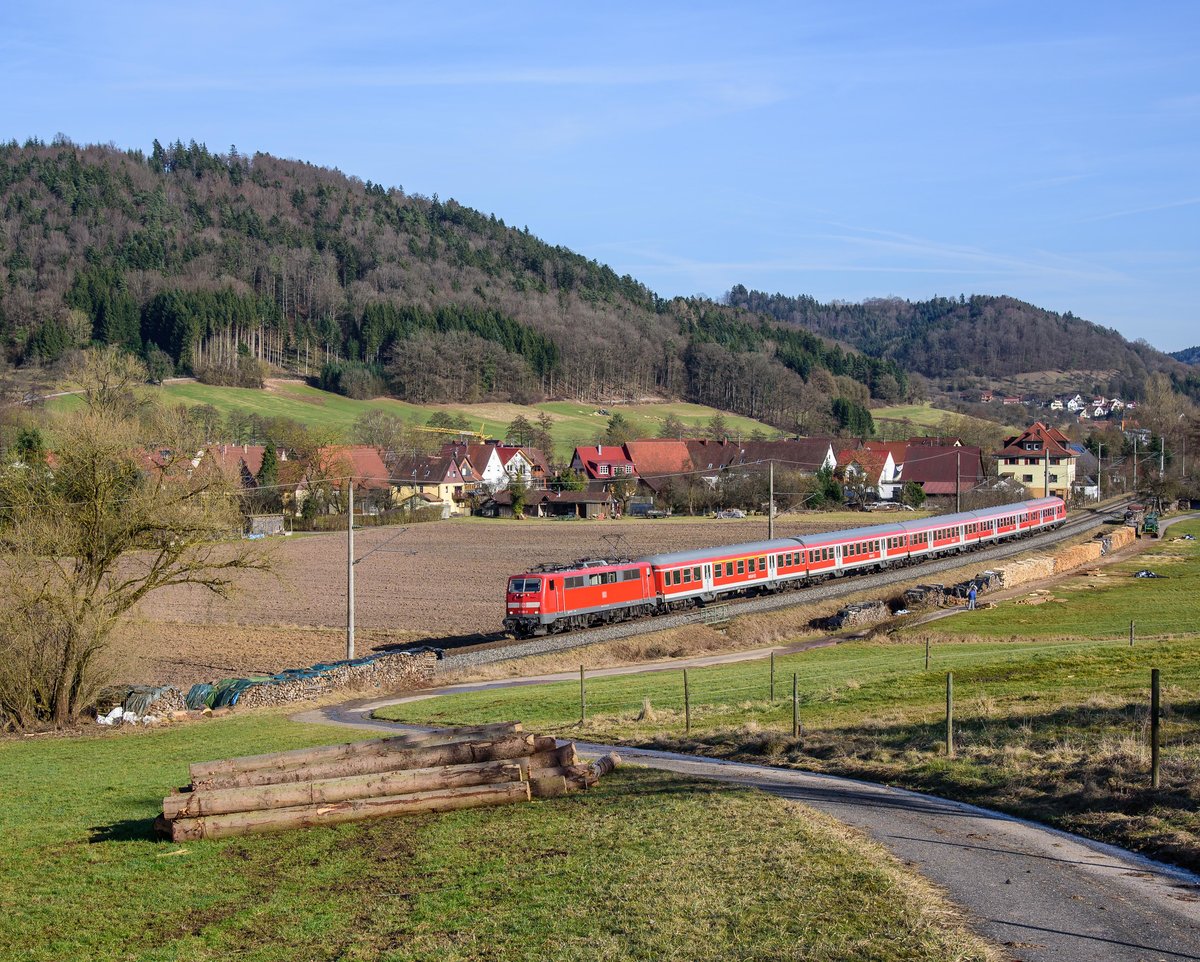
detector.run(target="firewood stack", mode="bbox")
[154,722,619,841]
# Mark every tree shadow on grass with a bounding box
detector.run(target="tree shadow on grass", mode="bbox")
[89,809,164,843]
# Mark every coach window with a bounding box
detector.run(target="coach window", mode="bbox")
[693,566,701,581]
[725,562,733,576]
[737,560,745,574]
[748,558,756,573]
[548,580,555,591]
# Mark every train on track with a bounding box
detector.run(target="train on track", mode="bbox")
[503,497,1066,637]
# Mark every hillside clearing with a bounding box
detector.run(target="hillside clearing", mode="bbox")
[50,380,780,461]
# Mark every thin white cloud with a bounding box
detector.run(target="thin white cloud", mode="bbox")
[1074,196,1200,224]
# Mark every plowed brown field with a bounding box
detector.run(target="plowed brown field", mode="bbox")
[115,513,897,686]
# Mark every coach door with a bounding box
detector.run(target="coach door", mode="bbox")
[702,563,713,591]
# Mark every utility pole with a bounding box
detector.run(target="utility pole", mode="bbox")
[1133,436,1138,494]
[1043,437,1050,498]
[347,480,355,660]
[768,461,775,540]
[1096,442,1103,499]
[1160,436,1165,476]
[955,449,961,513]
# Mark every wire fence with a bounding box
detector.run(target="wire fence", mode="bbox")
[435,631,1200,787]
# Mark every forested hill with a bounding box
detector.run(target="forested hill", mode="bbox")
[1171,346,1200,366]
[725,285,1200,402]
[0,138,907,433]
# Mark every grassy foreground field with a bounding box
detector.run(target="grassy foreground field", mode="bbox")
[380,520,1200,869]
[0,715,994,962]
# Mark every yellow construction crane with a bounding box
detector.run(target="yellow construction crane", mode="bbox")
[414,424,489,441]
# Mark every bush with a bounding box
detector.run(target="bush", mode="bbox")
[901,481,927,508]
[195,356,265,388]
[318,360,385,400]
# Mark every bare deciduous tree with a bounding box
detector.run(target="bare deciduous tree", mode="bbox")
[0,406,270,729]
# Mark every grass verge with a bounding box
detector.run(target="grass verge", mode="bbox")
[0,714,995,962]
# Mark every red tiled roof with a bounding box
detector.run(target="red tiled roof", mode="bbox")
[863,440,908,465]
[572,445,638,480]
[315,445,392,490]
[441,443,502,472]
[203,444,268,480]
[997,422,1075,459]
[840,449,890,481]
[625,440,694,478]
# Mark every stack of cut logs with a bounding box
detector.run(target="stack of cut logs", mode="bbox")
[155,722,618,841]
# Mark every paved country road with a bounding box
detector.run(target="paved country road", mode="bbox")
[295,513,1200,962]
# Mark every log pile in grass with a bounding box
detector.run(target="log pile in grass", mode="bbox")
[155,722,619,841]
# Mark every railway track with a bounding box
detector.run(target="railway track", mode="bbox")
[440,499,1132,671]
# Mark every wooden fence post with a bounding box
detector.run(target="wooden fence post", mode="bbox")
[792,673,799,737]
[925,637,930,671]
[684,669,691,734]
[770,652,776,703]
[1151,668,1161,789]
[946,672,954,758]
[579,666,586,724]
[1130,620,1135,647]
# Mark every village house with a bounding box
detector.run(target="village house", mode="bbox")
[481,488,618,519]
[290,445,396,512]
[994,422,1077,499]
[570,444,639,490]
[195,443,288,488]
[441,442,538,494]
[623,439,693,499]
[1048,398,1064,411]
[863,439,984,500]
[836,448,898,502]
[391,455,469,514]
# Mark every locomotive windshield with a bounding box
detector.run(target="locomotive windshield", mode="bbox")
[508,578,540,594]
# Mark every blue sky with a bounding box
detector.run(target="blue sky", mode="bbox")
[2,2,1197,350]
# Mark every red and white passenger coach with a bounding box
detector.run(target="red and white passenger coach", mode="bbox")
[503,497,1066,637]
